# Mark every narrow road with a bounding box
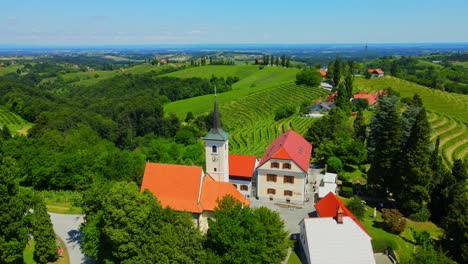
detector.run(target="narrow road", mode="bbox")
[48,213,92,264]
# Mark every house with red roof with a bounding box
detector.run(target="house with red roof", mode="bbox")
[353,91,379,106]
[317,69,327,79]
[367,68,384,78]
[298,193,374,263]
[256,130,312,204]
[141,163,249,231]
[229,154,258,197]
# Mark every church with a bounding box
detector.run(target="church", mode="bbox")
[140,95,312,230]
[140,96,252,231]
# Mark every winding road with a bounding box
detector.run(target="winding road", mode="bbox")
[48,213,93,264]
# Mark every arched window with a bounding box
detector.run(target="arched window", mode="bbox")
[212,145,217,153]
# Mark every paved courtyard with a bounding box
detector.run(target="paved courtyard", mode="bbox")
[249,168,322,234]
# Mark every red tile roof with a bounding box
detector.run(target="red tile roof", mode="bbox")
[367,68,384,75]
[259,130,312,172]
[229,154,257,179]
[140,163,249,213]
[200,175,250,211]
[325,92,338,103]
[353,91,378,105]
[315,192,370,236]
[317,69,327,77]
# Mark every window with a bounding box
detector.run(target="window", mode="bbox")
[212,145,217,153]
[267,188,276,195]
[240,185,248,191]
[284,176,295,184]
[233,184,237,189]
[284,190,293,196]
[214,168,217,172]
[282,163,291,169]
[270,162,279,168]
[267,174,277,182]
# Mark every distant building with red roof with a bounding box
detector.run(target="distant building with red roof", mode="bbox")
[317,69,327,78]
[141,163,249,231]
[367,68,384,78]
[352,90,385,106]
[257,130,312,203]
[228,154,258,197]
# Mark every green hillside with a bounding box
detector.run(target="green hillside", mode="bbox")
[222,83,328,156]
[164,65,260,79]
[164,66,300,119]
[40,64,175,86]
[0,65,23,76]
[0,108,32,135]
[355,76,468,164]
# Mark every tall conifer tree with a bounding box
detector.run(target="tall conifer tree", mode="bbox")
[399,107,432,214]
[353,110,367,143]
[33,197,58,264]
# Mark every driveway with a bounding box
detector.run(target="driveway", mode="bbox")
[48,213,93,264]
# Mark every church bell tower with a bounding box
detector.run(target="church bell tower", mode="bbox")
[203,95,229,182]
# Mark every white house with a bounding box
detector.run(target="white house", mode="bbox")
[229,154,258,197]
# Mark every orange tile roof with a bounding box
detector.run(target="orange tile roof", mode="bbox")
[229,154,257,179]
[259,130,312,172]
[317,69,327,77]
[140,163,203,213]
[353,91,378,105]
[141,163,249,213]
[200,175,250,211]
[315,193,370,236]
[367,68,384,75]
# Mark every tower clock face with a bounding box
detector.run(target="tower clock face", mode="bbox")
[212,156,218,162]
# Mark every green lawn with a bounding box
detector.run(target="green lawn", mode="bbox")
[453,61,468,68]
[340,196,443,262]
[287,250,302,264]
[40,190,82,214]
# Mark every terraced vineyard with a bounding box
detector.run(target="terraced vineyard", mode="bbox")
[355,76,468,165]
[0,108,32,135]
[428,112,468,165]
[220,83,329,157]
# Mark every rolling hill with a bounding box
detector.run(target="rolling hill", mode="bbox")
[355,76,467,164]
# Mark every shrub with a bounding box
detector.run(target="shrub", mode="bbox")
[340,186,354,198]
[382,208,406,234]
[326,156,343,173]
[274,105,296,121]
[296,68,322,87]
[409,207,431,222]
[347,196,365,220]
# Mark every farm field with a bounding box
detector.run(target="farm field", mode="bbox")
[356,76,468,165]
[0,107,32,135]
[164,66,300,119]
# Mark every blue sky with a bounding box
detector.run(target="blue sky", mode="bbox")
[2,0,467,45]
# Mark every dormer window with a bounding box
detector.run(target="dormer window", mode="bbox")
[212,145,217,153]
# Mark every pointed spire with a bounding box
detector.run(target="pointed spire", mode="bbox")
[213,96,221,129]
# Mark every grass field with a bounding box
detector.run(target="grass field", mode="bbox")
[40,64,175,86]
[164,64,261,79]
[453,61,468,68]
[164,66,300,119]
[0,65,23,76]
[355,76,468,165]
[0,107,32,135]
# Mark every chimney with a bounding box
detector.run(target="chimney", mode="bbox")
[336,206,344,224]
